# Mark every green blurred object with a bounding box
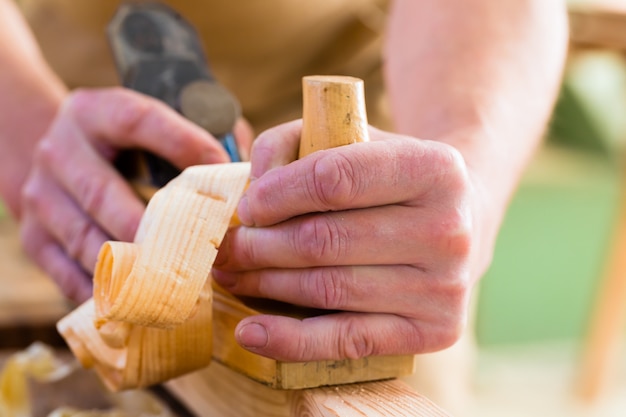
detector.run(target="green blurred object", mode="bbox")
[0,201,5,219]
[553,51,626,155]
[548,82,610,155]
[476,147,621,346]
[476,49,626,346]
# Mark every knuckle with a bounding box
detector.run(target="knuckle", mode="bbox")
[406,322,427,353]
[108,92,152,137]
[308,153,360,209]
[293,216,348,264]
[425,143,470,194]
[250,129,273,157]
[435,279,471,349]
[339,318,375,359]
[301,267,351,310]
[436,144,467,177]
[237,227,259,266]
[65,88,120,122]
[436,316,466,350]
[64,219,94,262]
[436,266,472,310]
[249,178,279,216]
[33,137,60,168]
[63,88,90,116]
[75,174,110,217]
[427,206,473,260]
[443,145,467,173]
[20,177,44,211]
[405,313,464,354]
[446,208,473,258]
[294,333,317,362]
[447,273,471,306]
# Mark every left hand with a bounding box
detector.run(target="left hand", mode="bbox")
[18,88,247,303]
[213,120,477,362]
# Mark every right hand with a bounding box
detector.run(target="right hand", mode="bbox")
[213,121,477,362]
[18,87,244,303]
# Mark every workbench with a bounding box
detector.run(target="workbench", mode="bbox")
[0,214,69,349]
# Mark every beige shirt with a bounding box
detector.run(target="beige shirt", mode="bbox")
[17,0,391,133]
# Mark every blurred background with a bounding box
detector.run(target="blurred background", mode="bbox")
[479,0,626,348]
[4,0,626,416]
[471,0,626,415]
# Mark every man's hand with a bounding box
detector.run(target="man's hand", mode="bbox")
[213,120,476,362]
[19,87,233,303]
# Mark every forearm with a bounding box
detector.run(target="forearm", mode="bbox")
[0,0,66,217]
[384,0,568,229]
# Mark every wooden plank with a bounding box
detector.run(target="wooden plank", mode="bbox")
[569,6,626,50]
[166,362,293,417]
[166,361,450,417]
[576,180,626,401]
[293,379,450,417]
[566,5,626,402]
[212,287,416,389]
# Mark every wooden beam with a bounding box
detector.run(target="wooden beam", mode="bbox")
[293,380,450,417]
[166,361,450,417]
[576,173,626,401]
[212,287,416,389]
[566,5,626,402]
[569,6,626,51]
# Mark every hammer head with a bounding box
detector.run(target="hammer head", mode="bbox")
[108,3,240,192]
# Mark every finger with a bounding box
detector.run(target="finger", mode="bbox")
[64,88,230,167]
[248,120,301,179]
[213,264,468,320]
[233,311,463,362]
[238,137,468,226]
[19,216,92,303]
[22,169,109,273]
[215,204,471,270]
[36,121,144,243]
[233,118,255,162]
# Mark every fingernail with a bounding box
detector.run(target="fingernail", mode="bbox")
[237,322,269,349]
[237,195,253,226]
